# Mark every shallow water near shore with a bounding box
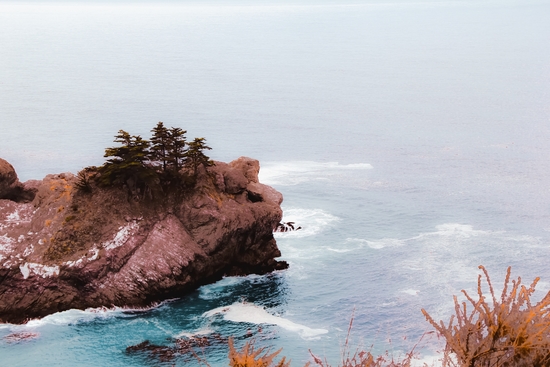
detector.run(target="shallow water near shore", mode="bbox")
[1,0,550,365]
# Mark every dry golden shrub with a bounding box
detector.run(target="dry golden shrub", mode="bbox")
[307,312,425,367]
[422,265,550,367]
[308,349,415,367]
[228,337,290,367]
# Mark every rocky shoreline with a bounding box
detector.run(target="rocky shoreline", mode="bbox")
[0,157,288,324]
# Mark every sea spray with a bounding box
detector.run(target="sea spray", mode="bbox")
[203,302,328,340]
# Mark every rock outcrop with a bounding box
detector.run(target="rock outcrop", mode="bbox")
[0,158,37,203]
[0,157,287,324]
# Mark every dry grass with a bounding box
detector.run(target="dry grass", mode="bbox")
[422,265,550,367]
[228,337,291,367]
[307,310,429,367]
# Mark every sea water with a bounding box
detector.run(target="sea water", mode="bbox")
[1,0,550,365]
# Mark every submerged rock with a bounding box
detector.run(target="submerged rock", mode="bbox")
[0,157,288,324]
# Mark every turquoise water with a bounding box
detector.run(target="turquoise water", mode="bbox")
[1,0,550,365]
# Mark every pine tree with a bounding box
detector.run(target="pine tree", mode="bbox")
[150,122,170,171]
[99,130,154,188]
[103,130,132,165]
[185,137,213,176]
[166,127,187,172]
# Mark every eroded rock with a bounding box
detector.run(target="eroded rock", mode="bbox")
[0,157,288,324]
[0,158,37,203]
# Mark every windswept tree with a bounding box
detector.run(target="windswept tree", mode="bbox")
[99,130,156,189]
[167,127,187,172]
[89,124,214,193]
[149,122,170,171]
[185,137,213,176]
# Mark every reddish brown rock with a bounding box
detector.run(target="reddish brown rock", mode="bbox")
[0,157,287,324]
[0,158,37,203]
[229,156,260,183]
[0,159,18,196]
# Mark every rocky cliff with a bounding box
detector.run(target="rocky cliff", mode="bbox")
[0,157,288,324]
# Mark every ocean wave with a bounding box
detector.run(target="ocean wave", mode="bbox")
[14,308,119,329]
[259,161,372,186]
[274,208,339,239]
[353,223,550,314]
[203,302,328,340]
[199,276,247,300]
[431,223,488,238]
[343,237,406,250]
[401,289,420,296]
[174,327,214,339]
[341,223,491,252]
[0,302,173,330]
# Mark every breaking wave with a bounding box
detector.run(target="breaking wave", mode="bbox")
[0,302,173,330]
[203,302,328,340]
[275,208,339,239]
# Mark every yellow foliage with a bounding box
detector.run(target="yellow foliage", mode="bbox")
[45,219,52,227]
[422,265,550,367]
[228,337,290,367]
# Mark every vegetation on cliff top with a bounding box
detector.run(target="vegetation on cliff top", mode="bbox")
[46,123,215,261]
[77,122,214,197]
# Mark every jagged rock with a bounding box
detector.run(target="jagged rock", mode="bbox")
[0,159,18,196]
[222,165,249,195]
[0,158,37,203]
[246,182,283,205]
[229,156,260,183]
[0,157,288,324]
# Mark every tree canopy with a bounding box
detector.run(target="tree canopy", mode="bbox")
[92,123,214,194]
[99,130,154,188]
[186,137,213,175]
[167,127,187,172]
[150,122,170,171]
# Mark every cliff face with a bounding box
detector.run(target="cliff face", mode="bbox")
[0,157,287,324]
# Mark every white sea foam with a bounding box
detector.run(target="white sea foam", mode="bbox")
[344,237,406,250]
[199,276,245,300]
[203,302,328,340]
[324,237,406,253]
[19,308,118,329]
[432,223,487,238]
[259,161,372,186]
[0,303,172,330]
[174,327,214,339]
[275,208,339,239]
[342,223,490,253]
[355,222,550,323]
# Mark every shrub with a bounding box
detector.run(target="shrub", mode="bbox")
[228,337,290,367]
[422,265,550,367]
[308,312,422,367]
[74,169,92,193]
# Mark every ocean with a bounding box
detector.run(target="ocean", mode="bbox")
[1,0,550,365]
